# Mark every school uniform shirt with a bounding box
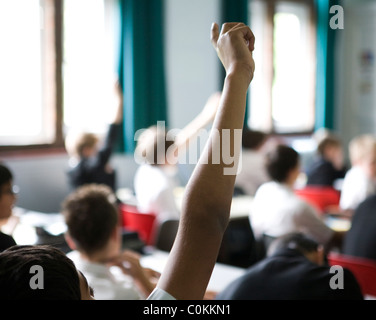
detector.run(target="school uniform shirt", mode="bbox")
[340,166,376,211]
[147,287,176,300]
[306,157,346,187]
[134,164,181,223]
[342,194,376,261]
[67,250,144,300]
[215,248,364,300]
[249,181,334,246]
[234,149,270,196]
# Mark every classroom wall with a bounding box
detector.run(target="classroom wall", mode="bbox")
[335,0,376,151]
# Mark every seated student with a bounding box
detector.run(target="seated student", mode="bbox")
[0,245,94,300]
[342,194,376,261]
[215,232,363,300]
[63,183,159,300]
[0,163,17,252]
[65,80,123,193]
[134,91,221,223]
[306,132,347,188]
[234,128,270,196]
[249,144,344,252]
[340,134,376,215]
[0,21,255,300]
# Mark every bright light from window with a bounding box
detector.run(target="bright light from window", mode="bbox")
[63,0,119,135]
[0,0,49,145]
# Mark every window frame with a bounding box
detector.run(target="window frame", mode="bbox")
[0,0,64,155]
[248,0,317,136]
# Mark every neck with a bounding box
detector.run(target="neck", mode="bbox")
[79,245,118,264]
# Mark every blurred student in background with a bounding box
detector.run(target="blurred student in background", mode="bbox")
[234,128,270,196]
[133,92,221,224]
[249,144,344,253]
[306,132,347,188]
[339,134,376,215]
[216,232,363,300]
[65,81,123,193]
[0,163,17,252]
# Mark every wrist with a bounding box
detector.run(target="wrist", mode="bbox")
[225,63,254,89]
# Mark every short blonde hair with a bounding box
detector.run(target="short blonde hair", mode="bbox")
[65,131,99,158]
[349,134,376,165]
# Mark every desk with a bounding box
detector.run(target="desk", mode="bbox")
[323,215,351,232]
[140,249,246,293]
[174,187,253,219]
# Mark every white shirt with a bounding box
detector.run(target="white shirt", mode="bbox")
[235,149,270,196]
[67,250,145,300]
[340,166,376,211]
[249,181,334,245]
[147,287,176,300]
[134,164,180,223]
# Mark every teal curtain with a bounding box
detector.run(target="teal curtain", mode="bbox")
[315,0,337,130]
[221,0,249,128]
[118,0,168,153]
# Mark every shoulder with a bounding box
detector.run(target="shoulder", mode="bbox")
[0,231,16,250]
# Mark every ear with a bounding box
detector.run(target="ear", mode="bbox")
[64,233,77,251]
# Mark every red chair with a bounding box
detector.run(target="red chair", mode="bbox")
[327,252,376,298]
[294,186,341,214]
[120,204,157,246]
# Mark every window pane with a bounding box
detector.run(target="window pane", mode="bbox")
[63,0,119,135]
[0,0,54,146]
[272,2,315,133]
[248,0,315,134]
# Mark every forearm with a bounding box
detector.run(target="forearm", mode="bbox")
[157,73,249,300]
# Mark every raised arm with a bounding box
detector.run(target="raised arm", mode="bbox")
[155,22,255,300]
[172,91,222,155]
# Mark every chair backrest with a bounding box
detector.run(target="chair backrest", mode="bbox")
[154,219,179,252]
[327,252,376,298]
[120,204,157,246]
[294,186,341,214]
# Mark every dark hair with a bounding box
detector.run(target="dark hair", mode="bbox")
[0,163,13,187]
[242,129,268,150]
[267,232,320,257]
[0,245,81,300]
[62,184,119,255]
[266,145,299,182]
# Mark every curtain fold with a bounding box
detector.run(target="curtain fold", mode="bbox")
[221,0,249,128]
[118,0,168,153]
[315,0,337,130]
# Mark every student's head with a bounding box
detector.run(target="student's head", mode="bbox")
[65,131,99,159]
[0,163,16,222]
[134,125,176,166]
[317,136,344,170]
[349,134,376,178]
[62,184,120,259]
[0,245,93,300]
[266,145,300,184]
[267,232,325,266]
[242,128,269,151]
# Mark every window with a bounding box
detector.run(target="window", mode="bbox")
[0,0,58,148]
[248,0,316,134]
[63,0,119,136]
[0,0,119,151]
